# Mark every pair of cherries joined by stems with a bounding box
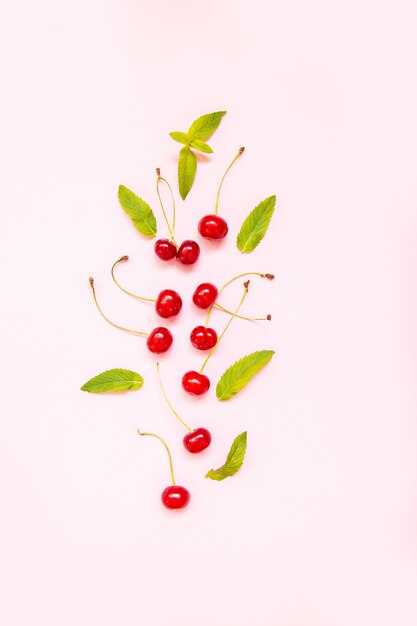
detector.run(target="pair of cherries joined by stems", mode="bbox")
[154,170,200,265]
[154,147,245,265]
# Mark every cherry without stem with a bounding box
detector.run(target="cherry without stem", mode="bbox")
[137,429,190,509]
[111,256,182,319]
[198,147,244,241]
[157,363,211,453]
[88,277,173,354]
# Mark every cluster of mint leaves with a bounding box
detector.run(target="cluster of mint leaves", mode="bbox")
[81,111,276,486]
[170,111,226,199]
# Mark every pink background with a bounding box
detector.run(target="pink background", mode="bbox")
[2,1,417,624]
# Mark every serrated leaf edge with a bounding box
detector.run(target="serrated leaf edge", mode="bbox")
[216,350,275,401]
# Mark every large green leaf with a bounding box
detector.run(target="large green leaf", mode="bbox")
[178,146,197,200]
[236,196,276,253]
[81,369,144,393]
[118,185,157,238]
[187,111,226,141]
[206,432,247,481]
[216,350,275,401]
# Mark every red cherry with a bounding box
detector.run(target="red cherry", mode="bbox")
[146,327,173,353]
[183,427,212,453]
[182,370,210,396]
[176,240,200,265]
[154,239,177,261]
[161,485,190,509]
[192,282,219,309]
[155,289,182,318]
[198,215,228,240]
[190,326,218,350]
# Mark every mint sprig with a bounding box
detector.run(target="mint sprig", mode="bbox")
[170,111,226,199]
[206,432,247,481]
[81,368,144,393]
[216,350,275,400]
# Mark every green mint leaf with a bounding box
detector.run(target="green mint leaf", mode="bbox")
[178,146,197,200]
[216,350,275,401]
[236,196,276,253]
[206,432,247,481]
[169,131,190,145]
[118,185,157,238]
[187,111,226,141]
[81,368,144,393]
[189,139,213,154]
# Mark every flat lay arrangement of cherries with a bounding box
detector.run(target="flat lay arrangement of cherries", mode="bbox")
[81,111,277,510]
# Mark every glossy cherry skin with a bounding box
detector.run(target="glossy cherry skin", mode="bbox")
[192,282,218,309]
[176,240,200,265]
[155,289,182,318]
[161,485,190,509]
[183,427,212,453]
[182,370,211,396]
[198,215,229,240]
[146,327,173,353]
[154,239,177,261]
[190,326,218,350]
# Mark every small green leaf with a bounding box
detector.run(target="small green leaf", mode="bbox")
[236,196,276,253]
[187,111,226,141]
[216,350,275,401]
[118,185,157,238]
[81,369,144,393]
[169,131,190,145]
[178,146,197,200]
[189,139,213,154]
[206,432,247,481]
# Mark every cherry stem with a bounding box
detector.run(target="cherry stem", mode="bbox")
[213,302,271,321]
[214,147,245,215]
[111,256,156,303]
[156,169,178,246]
[137,429,175,485]
[88,278,149,337]
[156,363,192,433]
[205,271,274,326]
[200,282,249,373]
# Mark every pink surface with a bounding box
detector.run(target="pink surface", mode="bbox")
[2,1,417,624]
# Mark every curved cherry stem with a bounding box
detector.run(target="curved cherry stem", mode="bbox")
[205,271,274,326]
[156,363,192,433]
[88,278,149,336]
[137,429,175,485]
[214,147,245,215]
[213,302,271,321]
[156,169,178,246]
[200,282,249,373]
[111,256,156,303]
